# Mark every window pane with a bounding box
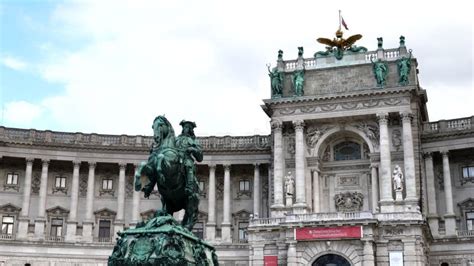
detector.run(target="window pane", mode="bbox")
[102,179,107,189]
[61,177,66,187]
[334,141,361,161]
[6,174,12,184]
[240,181,244,191]
[13,174,18,184]
[52,219,63,226]
[55,177,61,187]
[198,181,204,192]
[466,212,474,219]
[468,220,473,231]
[2,217,14,223]
[463,167,469,178]
[469,167,474,177]
[108,180,113,189]
[245,181,250,191]
[99,220,111,238]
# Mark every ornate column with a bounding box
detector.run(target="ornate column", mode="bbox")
[66,160,81,242]
[221,164,232,242]
[17,158,34,239]
[401,112,417,202]
[253,163,261,217]
[293,120,307,213]
[370,163,379,213]
[377,113,393,211]
[287,242,297,266]
[424,153,439,237]
[114,162,126,237]
[34,159,49,239]
[206,164,216,241]
[83,161,96,242]
[271,120,285,213]
[252,244,265,266]
[441,151,456,236]
[363,240,375,266]
[131,164,141,227]
[312,166,320,213]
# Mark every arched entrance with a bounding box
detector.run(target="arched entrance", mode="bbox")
[312,253,351,266]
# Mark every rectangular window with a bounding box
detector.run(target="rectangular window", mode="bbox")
[239,180,250,192]
[238,222,248,242]
[102,179,113,190]
[462,166,474,179]
[51,218,63,236]
[55,176,67,188]
[99,220,111,238]
[6,173,19,185]
[192,222,204,239]
[467,212,474,231]
[1,216,14,235]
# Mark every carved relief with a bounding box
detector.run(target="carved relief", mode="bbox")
[355,122,379,148]
[126,175,134,198]
[334,192,364,211]
[391,129,402,151]
[384,228,404,236]
[337,176,359,186]
[79,175,88,197]
[216,177,224,200]
[32,175,40,194]
[286,136,295,157]
[435,166,444,190]
[322,146,331,161]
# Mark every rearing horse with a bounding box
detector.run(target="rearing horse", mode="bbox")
[134,116,200,231]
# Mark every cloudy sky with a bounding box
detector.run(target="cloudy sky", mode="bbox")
[0,0,472,136]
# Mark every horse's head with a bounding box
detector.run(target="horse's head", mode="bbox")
[152,116,176,148]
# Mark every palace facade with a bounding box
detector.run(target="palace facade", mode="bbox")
[0,35,473,266]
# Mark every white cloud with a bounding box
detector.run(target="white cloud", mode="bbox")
[14,0,471,135]
[4,101,43,125]
[2,56,28,71]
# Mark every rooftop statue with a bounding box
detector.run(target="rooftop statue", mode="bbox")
[371,58,388,87]
[109,116,218,266]
[397,51,412,86]
[267,64,283,98]
[315,29,366,60]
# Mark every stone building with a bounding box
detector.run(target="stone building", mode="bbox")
[0,35,473,265]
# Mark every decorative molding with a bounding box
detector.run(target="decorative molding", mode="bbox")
[46,206,70,217]
[336,175,359,187]
[94,208,117,218]
[0,203,21,214]
[355,122,379,148]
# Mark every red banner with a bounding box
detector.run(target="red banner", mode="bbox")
[295,226,362,240]
[264,255,278,266]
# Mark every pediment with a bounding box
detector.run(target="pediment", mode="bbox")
[94,208,116,217]
[46,206,70,216]
[0,203,21,213]
[458,198,474,209]
[233,209,251,219]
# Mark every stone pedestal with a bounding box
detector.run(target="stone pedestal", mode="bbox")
[395,191,403,202]
[444,214,457,236]
[108,215,218,265]
[16,216,30,239]
[205,223,216,242]
[34,217,46,240]
[221,223,231,243]
[65,221,77,242]
[82,221,94,242]
[285,195,293,207]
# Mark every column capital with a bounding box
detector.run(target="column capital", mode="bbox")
[253,163,260,169]
[292,120,305,130]
[119,162,127,170]
[223,164,231,171]
[25,157,35,163]
[441,150,450,157]
[73,160,81,167]
[370,163,379,169]
[208,164,216,170]
[376,113,389,124]
[41,159,50,166]
[88,161,97,169]
[423,152,433,159]
[400,111,413,122]
[270,119,283,131]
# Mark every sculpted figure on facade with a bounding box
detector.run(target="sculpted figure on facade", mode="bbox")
[392,165,404,191]
[293,69,305,96]
[377,37,383,49]
[371,58,388,87]
[356,122,379,148]
[397,52,412,86]
[284,171,295,196]
[267,65,283,98]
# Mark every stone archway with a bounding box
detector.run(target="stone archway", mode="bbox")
[312,253,351,266]
[299,241,361,266]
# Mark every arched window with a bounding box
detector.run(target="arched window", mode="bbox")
[334,141,361,161]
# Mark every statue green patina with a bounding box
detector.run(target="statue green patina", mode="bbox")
[277,49,283,61]
[267,65,283,98]
[397,52,412,86]
[371,58,388,87]
[399,35,405,47]
[297,46,304,57]
[108,116,218,265]
[293,69,305,96]
[377,37,383,49]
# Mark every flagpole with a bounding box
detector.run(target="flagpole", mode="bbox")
[338,10,341,31]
